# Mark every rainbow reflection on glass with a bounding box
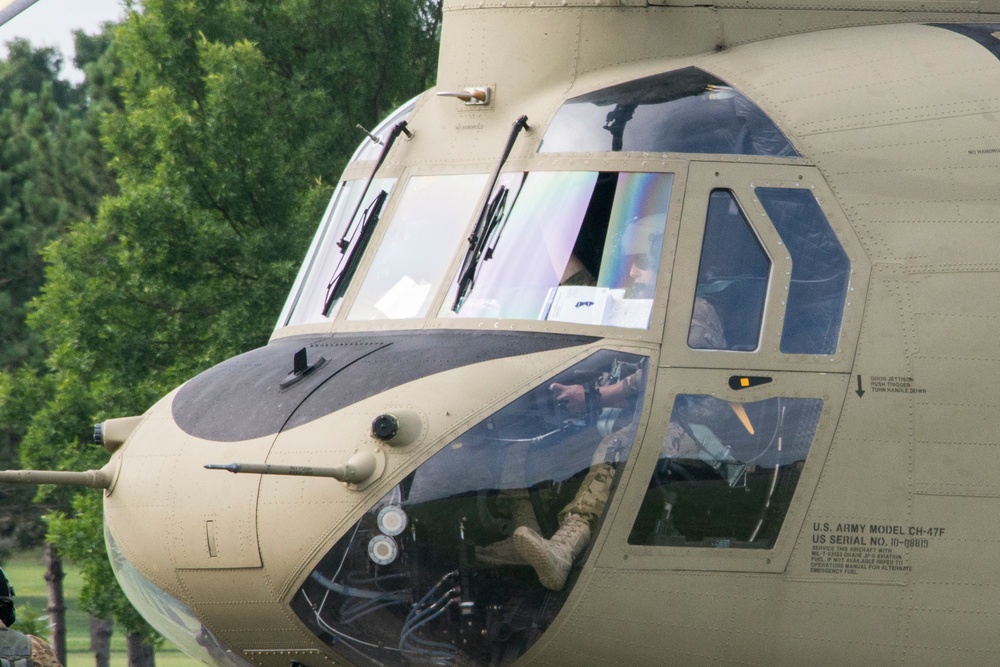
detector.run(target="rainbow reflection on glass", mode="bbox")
[597,173,673,295]
[447,171,598,321]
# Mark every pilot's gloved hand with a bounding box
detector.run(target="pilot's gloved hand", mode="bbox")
[549,382,586,416]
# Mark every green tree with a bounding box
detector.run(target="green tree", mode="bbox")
[0,29,122,666]
[0,40,102,371]
[0,32,121,564]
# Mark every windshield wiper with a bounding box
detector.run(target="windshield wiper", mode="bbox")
[321,120,411,315]
[452,115,529,313]
[452,185,508,312]
[323,189,388,312]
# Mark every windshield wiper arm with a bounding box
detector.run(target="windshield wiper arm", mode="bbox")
[604,103,636,152]
[321,120,411,315]
[323,189,388,312]
[452,115,529,312]
[452,186,509,312]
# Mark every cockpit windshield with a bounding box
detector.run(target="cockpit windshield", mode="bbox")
[442,171,674,329]
[283,178,397,325]
[278,98,416,327]
[347,173,488,320]
[292,349,648,667]
[280,167,674,331]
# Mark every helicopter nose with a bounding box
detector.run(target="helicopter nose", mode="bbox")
[103,329,608,664]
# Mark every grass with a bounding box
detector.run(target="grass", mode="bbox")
[3,550,203,667]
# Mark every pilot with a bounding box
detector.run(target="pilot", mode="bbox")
[625,255,656,299]
[512,295,726,591]
[512,370,643,591]
[0,568,62,667]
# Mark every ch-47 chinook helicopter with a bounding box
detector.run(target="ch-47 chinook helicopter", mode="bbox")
[7,0,1000,665]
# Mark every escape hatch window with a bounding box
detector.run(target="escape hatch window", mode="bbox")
[443,170,674,329]
[755,188,850,356]
[690,190,770,351]
[629,394,822,549]
[539,66,798,157]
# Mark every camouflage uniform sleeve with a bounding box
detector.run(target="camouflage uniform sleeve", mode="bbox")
[29,635,62,667]
[618,367,644,399]
[688,297,728,350]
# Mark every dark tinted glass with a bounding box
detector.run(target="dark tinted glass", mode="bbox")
[629,395,822,549]
[540,67,798,157]
[756,188,850,355]
[293,350,649,667]
[690,190,770,351]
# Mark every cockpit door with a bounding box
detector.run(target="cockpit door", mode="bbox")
[600,365,844,573]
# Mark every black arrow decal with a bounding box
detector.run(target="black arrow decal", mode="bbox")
[856,374,865,398]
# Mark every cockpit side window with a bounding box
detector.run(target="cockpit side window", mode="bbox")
[292,350,649,667]
[539,67,798,158]
[755,188,850,355]
[689,190,770,351]
[629,394,822,549]
[445,171,674,329]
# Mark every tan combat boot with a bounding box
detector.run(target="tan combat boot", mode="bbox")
[513,513,591,591]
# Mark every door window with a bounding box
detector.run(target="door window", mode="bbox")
[629,394,822,549]
[689,190,770,351]
[755,187,851,355]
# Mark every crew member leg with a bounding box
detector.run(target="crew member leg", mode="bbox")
[513,462,613,591]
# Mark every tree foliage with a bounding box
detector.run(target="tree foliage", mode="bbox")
[0,31,121,557]
[0,39,110,371]
[8,0,442,646]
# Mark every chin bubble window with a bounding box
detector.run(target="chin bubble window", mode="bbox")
[629,394,822,549]
[292,350,648,667]
[106,527,253,667]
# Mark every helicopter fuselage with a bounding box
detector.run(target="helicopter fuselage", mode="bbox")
[97,3,1000,666]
